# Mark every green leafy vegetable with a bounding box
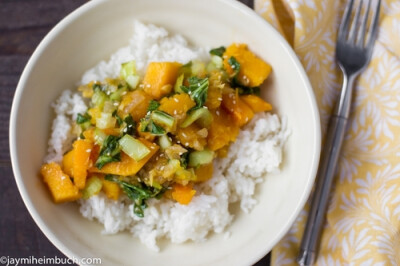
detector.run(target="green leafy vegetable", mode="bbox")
[147,100,160,112]
[150,110,175,130]
[105,175,166,217]
[112,110,123,126]
[76,113,92,124]
[181,76,209,108]
[95,135,121,169]
[122,114,136,135]
[228,56,240,78]
[140,118,166,135]
[179,151,189,169]
[209,46,226,57]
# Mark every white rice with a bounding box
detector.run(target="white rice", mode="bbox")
[45,21,288,251]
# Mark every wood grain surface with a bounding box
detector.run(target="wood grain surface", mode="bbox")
[0,0,269,265]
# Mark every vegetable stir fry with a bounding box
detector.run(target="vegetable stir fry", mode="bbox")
[40,43,273,217]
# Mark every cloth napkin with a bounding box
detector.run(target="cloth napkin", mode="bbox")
[255,0,400,264]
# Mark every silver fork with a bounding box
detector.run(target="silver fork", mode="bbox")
[297,0,381,265]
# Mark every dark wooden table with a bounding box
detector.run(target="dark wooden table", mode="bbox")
[0,0,269,265]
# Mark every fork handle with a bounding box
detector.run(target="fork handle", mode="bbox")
[297,115,347,265]
[297,73,356,266]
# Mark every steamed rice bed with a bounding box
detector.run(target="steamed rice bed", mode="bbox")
[45,21,288,251]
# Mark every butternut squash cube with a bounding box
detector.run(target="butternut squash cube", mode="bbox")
[171,183,196,205]
[40,162,81,203]
[62,149,74,177]
[101,178,121,200]
[207,108,239,151]
[240,94,272,112]
[142,62,182,99]
[193,163,214,183]
[89,138,158,176]
[223,43,272,87]
[159,93,196,121]
[72,139,93,189]
[118,90,152,122]
[221,89,254,127]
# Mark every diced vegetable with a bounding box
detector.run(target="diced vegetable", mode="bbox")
[180,76,209,108]
[96,112,116,129]
[88,107,102,124]
[158,135,172,150]
[119,134,150,161]
[82,176,103,199]
[223,43,272,87]
[110,87,128,101]
[180,107,213,128]
[193,163,214,183]
[150,110,176,131]
[40,162,81,203]
[120,61,140,89]
[176,123,207,151]
[188,149,214,168]
[143,62,182,99]
[221,89,254,126]
[240,94,272,112]
[191,61,206,76]
[105,175,165,217]
[158,93,196,121]
[93,128,107,145]
[118,90,152,122]
[171,183,196,205]
[62,149,74,177]
[174,74,185,93]
[95,135,121,169]
[209,46,226,57]
[72,139,93,189]
[207,108,239,151]
[92,89,107,109]
[89,139,158,176]
[101,176,121,200]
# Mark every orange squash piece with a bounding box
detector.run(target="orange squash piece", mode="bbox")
[89,138,159,176]
[176,123,207,151]
[118,90,153,122]
[62,149,74,177]
[159,93,196,121]
[72,139,93,189]
[223,43,271,87]
[194,163,214,183]
[207,108,239,151]
[221,89,254,127]
[240,94,272,113]
[142,62,182,99]
[40,162,81,203]
[82,128,95,142]
[100,176,121,200]
[171,183,196,205]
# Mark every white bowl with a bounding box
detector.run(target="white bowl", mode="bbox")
[10,0,321,265]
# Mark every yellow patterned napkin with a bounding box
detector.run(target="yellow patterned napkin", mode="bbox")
[255,0,400,264]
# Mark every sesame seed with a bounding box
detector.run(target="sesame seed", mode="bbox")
[182,133,187,138]
[146,84,151,88]
[174,98,179,103]
[61,175,66,180]
[185,142,189,146]
[218,98,222,101]
[86,149,91,153]
[216,110,220,115]
[160,166,165,171]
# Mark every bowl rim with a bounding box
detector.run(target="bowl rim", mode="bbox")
[9,0,321,264]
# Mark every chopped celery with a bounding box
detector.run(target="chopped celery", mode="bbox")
[103,100,116,113]
[174,74,185,93]
[82,176,103,199]
[120,61,140,89]
[150,111,176,131]
[180,107,213,128]
[188,150,214,168]
[119,134,150,161]
[96,112,116,129]
[191,61,205,76]
[211,55,223,69]
[158,135,172,150]
[110,87,128,101]
[92,89,107,109]
[94,128,107,145]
